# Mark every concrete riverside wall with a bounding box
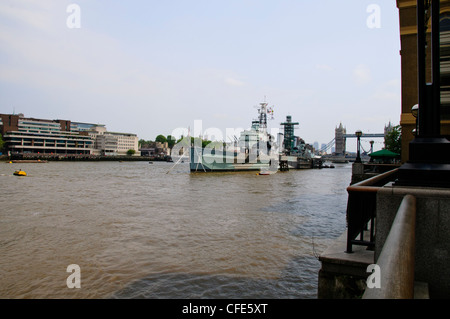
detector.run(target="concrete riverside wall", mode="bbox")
[317,231,374,299]
[376,184,450,298]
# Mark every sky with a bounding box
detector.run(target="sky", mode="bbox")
[0,0,401,152]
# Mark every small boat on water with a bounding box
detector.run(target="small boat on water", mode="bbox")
[258,170,274,175]
[13,170,27,176]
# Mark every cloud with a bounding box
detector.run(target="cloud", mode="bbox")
[0,1,166,101]
[315,64,333,71]
[224,77,246,87]
[352,64,371,85]
[370,78,401,103]
[0,1,53,31]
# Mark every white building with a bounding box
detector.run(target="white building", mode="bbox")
[86,124,140,156]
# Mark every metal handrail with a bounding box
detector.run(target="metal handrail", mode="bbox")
[363,194,416,299]
[348,168,399,188]
[346,169,398,253]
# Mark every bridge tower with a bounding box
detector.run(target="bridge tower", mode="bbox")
[335,122,347,155]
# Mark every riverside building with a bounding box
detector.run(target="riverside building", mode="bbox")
[85,124,140,156]
[0,113,93,156]
[0,113,140,157]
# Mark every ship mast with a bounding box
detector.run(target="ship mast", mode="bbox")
[258,102,268,133]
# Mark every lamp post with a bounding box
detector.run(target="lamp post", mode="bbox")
[355,130,362,163]
[395,0,450,188]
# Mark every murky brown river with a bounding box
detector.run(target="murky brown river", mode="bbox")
[0,160,351,298]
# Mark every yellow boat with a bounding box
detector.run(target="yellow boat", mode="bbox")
[13,170,27,176]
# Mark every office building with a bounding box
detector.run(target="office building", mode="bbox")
[87,124,140,156]
[0,113,93,156]
[0,113,140,157]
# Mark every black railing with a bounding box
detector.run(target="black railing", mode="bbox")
[346,169,398,253]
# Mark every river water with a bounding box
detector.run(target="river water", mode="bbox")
[0,160,351,299]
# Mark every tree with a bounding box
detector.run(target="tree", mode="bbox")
[155,134,167,144]
[202,140,212,148]
[138,139,146,147]
[0,134,4,151]
[167,135,176,149]
[189,137,211,148]
[127,149,136,156]
[384,125,401,154]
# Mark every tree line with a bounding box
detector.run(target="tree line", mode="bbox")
[139,134,212,149]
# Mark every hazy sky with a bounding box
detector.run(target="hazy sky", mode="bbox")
[0,0,401,152]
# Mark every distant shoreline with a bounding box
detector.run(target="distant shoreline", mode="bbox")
[0,154,173,162]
